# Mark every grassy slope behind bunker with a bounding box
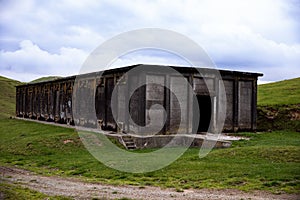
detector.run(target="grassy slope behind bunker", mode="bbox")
[0,76,21,119]
[258,77,300,106]
[257,77,300,131]
[29,76,62,84]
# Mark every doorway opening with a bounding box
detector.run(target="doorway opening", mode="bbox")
[193,95,212,133]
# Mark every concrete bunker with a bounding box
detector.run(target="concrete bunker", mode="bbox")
[16,64,263,137]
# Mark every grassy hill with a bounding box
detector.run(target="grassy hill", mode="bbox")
[0,76,21,119]
[30,76,62,84]
[257,77,300,131]
[258,77,300,106]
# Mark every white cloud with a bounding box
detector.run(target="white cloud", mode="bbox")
[61,26,104,51]
[0,40,87,82]
[257,80,273,85]
[110,49,192,68]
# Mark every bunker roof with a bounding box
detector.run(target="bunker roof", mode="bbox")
[16,64,263,87]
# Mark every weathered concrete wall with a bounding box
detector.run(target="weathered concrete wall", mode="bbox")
[238,80,253,129]
[106,134,232,149]
[170,76,189,134]
[16,79,74,124]
[145,74,166,133]
[222,80,234,130]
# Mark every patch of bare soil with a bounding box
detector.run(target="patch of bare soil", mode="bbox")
[0,166,298,200]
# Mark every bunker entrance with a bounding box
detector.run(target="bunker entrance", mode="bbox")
[193,95,212,133]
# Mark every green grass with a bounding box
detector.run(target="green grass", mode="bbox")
[0,76,21,119]
[258,77,300,106]
[0,118,299,194]
[29,76,62,83]
[0,182,71,200]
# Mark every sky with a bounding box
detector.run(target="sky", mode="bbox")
[0,0,300,84]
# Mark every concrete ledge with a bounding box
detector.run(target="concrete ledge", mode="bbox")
[14,117,232,149]
[106,134,232,149]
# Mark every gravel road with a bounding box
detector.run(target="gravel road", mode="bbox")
[0,166,298,200]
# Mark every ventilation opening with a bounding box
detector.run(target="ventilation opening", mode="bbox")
[193,95,212,133]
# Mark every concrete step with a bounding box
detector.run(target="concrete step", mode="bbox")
[121,136,136,150]
[124,141,135,145]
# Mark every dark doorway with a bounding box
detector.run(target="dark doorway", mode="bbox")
[193,95,212,133]
[95,78,117,131]
[105,78,116,131]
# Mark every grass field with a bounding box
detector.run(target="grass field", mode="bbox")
[0,118,299,193]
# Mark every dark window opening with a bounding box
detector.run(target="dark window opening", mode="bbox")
[193,95,212,133]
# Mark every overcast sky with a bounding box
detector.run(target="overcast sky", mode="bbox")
[1,0,299,84]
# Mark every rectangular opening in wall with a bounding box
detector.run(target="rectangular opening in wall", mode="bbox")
[105,77,116,131]
[193,95,212,133]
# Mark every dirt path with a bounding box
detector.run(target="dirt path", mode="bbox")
[0,166,298,200]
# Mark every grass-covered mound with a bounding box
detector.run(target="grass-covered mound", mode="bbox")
[257,77,300,131]
[0,76,21,119]
[29,76,62,84]
[258,77,300,106]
